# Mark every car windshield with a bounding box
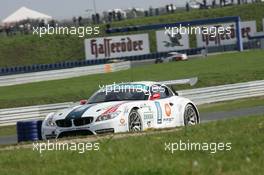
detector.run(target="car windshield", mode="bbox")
[88,88,149,104]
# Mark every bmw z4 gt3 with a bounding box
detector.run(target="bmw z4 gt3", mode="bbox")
[42,78,199,139]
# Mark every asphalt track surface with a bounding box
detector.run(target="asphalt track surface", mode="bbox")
[0,106,263,146]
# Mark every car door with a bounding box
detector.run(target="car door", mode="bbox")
[150,84,177,128]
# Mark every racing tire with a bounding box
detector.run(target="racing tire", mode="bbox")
[183,104,198,126]
[128,109,143,132]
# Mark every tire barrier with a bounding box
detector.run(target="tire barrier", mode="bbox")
[16,120,43,142]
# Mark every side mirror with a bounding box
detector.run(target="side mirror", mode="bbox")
[150,93,161,100]
[80,99,88,105]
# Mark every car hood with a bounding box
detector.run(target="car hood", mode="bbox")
[52,101,126,120]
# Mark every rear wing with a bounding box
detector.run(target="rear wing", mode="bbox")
[158,77,198,86]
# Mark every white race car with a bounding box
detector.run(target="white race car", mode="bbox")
[155,52,188,64]
[42,78,199,139]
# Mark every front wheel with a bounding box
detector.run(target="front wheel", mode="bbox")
[184,104,199,126]
[128,109,142,132]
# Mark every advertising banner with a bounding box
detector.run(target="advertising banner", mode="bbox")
[196,21,256,47]
[156,30,189,52]
[85,34,150,59]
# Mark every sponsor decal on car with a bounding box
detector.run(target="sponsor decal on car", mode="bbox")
[163,103,174,122]
[140,103,152,112]
[119,118,126,126]
[163,118,174,122]
[155,102,162,124]
[102,102,127,115]
[143,111,154,129]
[147,121,152,128]
[165,104,172,117]
[144,112,154,120]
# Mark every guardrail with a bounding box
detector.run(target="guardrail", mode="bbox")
[180,80,264,105]
[0,80,263,126]
[0,61,131,87]
[0,102,74,126]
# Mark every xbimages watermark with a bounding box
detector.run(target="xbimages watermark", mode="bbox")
[164,24,232,37]
[32,140,100,154]
[33,24,100,37]
[98,82,166,95]
[165,140,232,154]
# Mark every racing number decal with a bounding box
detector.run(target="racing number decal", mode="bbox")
[155,102,162,124]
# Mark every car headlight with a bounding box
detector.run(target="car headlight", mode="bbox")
[45,113,56,127]
[96,111,121,122]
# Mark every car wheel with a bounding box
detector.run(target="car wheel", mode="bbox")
[128,109,142,132]
[184,104,198,126]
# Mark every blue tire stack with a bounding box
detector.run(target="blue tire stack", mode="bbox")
[16,120,43,142]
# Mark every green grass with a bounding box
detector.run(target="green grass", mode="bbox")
[0,115,263,175]
[0,35,84,67]
[1,3,264,67]
[0,50,263,109]
[0,125,16,137]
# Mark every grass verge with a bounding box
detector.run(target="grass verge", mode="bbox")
[0,115,263,175]
[0,125,16,137]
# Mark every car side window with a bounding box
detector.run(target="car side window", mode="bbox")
[163,86,174,97]
[150,85,173,99]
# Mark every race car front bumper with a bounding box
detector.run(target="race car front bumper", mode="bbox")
[42,117,125,140]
